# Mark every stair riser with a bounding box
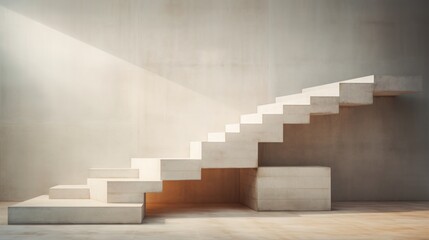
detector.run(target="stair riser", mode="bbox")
[310,97,339,115]
[240,114,262,124]
[87,179,162,203]
[106,193,144,203]
[276,93,310,105]
[197,142,258,168]
[108,181,162,193]
[161,159,202,180]
[89,169,139,178]
[339,83,374,106]
[49,189,90,199]
[373,75,422,95]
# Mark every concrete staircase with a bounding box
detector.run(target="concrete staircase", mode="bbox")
[8,75,422,224]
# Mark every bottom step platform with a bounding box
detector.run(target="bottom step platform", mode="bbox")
[8,195,144,224]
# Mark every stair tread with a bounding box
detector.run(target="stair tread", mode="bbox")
[132,157,200,160]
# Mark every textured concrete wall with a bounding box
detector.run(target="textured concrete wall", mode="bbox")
[0,0,428,201]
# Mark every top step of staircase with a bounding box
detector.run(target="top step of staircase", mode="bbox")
[302,75,422,96]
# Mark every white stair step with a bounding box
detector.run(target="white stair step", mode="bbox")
[300,75,422,106]
[207,132,226,142]
[370,75,422,95]
[49,185,90,199]
[87,178,162,203]
[225,123,240,133]
[101,192,145,203]
[190,141,258,168]
[131,158,201,181]
[8,195,144,224]
[275,93,311,105]
[257,103,284,115]
[89,168,139,178]
[240,113,263,124]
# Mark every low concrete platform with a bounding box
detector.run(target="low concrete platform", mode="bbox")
[240,166,331,211]
[1,201,429,239]
[7,195,144,224]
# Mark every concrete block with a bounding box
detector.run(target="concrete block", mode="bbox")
[310,96,339,115]
[160,158,202,180]
[240,113,263,124]
[373,75,422,95]
[106,192,144,203]
[192,141,258,168]
[8,195,144,224]
[339,82,374,106]
[240,167,331,211]
[87,178,162,203]
[49,185,90,199]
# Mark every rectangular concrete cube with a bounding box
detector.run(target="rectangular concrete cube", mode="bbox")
[240,166,331,211]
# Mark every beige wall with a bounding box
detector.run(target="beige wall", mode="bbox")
[1,0,428,201]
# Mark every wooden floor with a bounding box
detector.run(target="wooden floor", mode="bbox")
[1,201,429,239]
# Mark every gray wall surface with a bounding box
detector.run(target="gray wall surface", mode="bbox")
[0,0,428,201]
